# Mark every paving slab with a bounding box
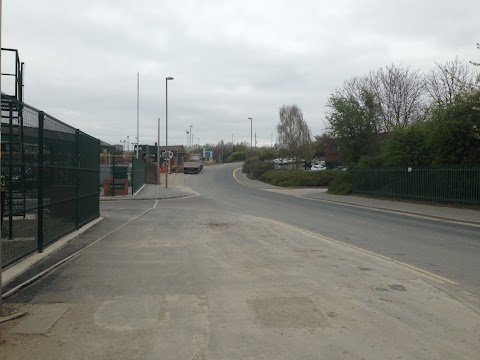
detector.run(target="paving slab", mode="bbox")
[9,304,70,334]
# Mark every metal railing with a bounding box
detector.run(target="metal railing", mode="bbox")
[352,166,480,206]
[1,96,100,268]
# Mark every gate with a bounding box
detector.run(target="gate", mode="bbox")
[132,158,146,194]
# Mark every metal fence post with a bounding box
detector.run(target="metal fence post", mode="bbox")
[75,129,80,228]
[37,111,44,253]
[112,154,115,197]
[7,102,13,239]
[131,159,135,195]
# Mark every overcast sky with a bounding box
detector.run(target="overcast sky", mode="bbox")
[3,0,479,147]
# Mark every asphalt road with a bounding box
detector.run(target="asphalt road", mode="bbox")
[182,163,480,298]
[3,163,480,359]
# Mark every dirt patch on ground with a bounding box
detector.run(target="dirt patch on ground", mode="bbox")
[203,221,233,230]
[247,297,329,328]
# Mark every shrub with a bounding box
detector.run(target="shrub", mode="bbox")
[327,171,352,195]
[226,151,246,163]
[258,170,337,187]
[242,157,274,179]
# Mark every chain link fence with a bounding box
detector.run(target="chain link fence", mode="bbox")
[1,96,100,268]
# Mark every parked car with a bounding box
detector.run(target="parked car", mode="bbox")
[310,164,326,171]
[333,166,348,171]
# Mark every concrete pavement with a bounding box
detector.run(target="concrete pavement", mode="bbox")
[234,168,480,226]
[1,204,479,359]
[101,173,196,201]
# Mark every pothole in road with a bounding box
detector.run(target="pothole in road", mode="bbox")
[358,267,374,271]
[389,285,407,292]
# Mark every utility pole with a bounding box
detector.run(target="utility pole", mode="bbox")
[127,135,130,154]
[157,118,161,185]
[136,73,140,159]
[255,132,257,149]
[165,77,174,188]
[189,125,193,152]
[248,118,252,152]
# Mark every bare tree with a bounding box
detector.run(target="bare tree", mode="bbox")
[277,105,312,167]
[470,43,480,91]
[425,57,476,105]
[369,65,426,131]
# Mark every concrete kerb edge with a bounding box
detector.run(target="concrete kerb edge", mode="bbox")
[232,168,480,228]
[298,194,480,228]
[100,183,146,201]
[2,217,104,286]
[2,206,154,300]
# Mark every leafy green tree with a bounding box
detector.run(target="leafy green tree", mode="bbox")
[381,123,432,166]
[326,89,381,164]
[427,90,480,165]
[382,90,480,166]
[258,146,278,161]
[312,133,331,158]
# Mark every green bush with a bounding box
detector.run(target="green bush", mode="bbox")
[242,157,274,179]
[258,170,337,187]
[226,151,246,163]
[327,171,352,195]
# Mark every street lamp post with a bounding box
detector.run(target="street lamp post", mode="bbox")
[189,125,193,153]
[136,72,140,159]
[165,77,174,188]
[248,117,252,152]
[157,118,161,185]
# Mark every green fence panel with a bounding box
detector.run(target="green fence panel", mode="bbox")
[1,96,100,268]
[352,166,480,206]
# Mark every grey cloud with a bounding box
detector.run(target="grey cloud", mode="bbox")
[3,0,479,146]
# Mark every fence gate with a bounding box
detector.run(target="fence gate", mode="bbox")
[132,158,146,194]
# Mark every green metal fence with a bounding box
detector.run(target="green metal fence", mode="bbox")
[131,158,145,194]
[1,96,100,268]
[352,166,480,206]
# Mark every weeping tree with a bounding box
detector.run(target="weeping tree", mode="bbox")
[277,105,312,168]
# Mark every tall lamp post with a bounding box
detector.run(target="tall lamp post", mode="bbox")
[165,77,174,188]
[189,125,193,153]
[248,117,252,157]
[136,72,140,159]
[157,118,161,185]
